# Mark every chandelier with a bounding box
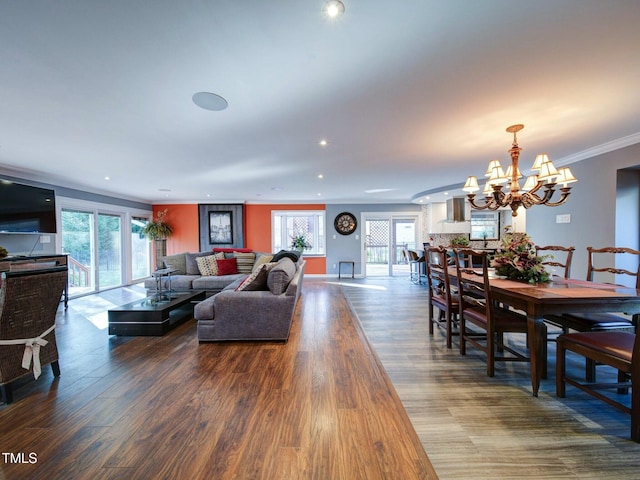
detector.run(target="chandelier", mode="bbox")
[462,124,577,216]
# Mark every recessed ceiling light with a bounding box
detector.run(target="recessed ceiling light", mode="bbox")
[192,92,228,111]
[319,139,328,147]
[318,174,324,179]
[158,188,171,192]
[324,0,345,19]
[444,192,449,195]
[104,176,110,181]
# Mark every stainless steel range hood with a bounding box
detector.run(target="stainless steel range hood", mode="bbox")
[446,197,466,222]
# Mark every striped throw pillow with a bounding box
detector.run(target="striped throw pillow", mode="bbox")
[234,251,256,274]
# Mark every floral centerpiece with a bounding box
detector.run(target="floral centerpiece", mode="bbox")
[491,227,550,284]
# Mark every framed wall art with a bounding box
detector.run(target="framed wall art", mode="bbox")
[208,211,233,244]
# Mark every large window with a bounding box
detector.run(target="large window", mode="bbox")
[272,211,325,256]
[470,211,500,240]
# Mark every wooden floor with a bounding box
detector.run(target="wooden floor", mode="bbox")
[340,276,640,479]
[3,277,640,479]
[0,281,436,480]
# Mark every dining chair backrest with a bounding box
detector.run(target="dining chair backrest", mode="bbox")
[535,245,575,279]
[452,248,492,317]
[425,246,452,302]
[586,246,640,289]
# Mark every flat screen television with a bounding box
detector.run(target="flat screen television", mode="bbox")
[0,180,57,233]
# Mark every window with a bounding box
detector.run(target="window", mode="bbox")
[272,211,325,256]
[470,211,500,240]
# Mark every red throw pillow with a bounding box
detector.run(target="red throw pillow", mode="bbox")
[213,247,253,253]
[216,257,238,275]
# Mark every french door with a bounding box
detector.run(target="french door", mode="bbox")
[62,209,126,296]
[362,213,419,277]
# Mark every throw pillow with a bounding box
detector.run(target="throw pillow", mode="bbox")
[196,255,220,276]
[216,257,238,275]
[272,250,301,263]
[252,253,274,273]
[236,262,277,291]
[234,251,256,274]
[185,252,218,275]
[267,257,297,295]
[162,253,187,274]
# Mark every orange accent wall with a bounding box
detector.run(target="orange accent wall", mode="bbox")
[151,203,327,274]
[245,204,326,274]
[153,204,199,255]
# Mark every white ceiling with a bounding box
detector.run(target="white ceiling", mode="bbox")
[1,1,639,205]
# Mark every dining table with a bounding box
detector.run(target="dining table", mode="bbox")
[456,272,640,396]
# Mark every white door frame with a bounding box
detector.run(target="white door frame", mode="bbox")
[360,211,421,277]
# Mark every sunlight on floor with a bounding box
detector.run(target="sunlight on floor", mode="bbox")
[323,281,387,291]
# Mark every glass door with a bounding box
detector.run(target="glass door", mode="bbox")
[363,214,419,277]
[131,216,151,281]
[97,213,122,288]
[364,218,390,276]
[62,209,95,296]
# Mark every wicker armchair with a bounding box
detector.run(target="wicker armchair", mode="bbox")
[0,266,67,404]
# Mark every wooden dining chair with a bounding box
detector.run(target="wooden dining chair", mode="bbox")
[453,248,540,377]
[425,246,459,348]
[557,329,640,442]
[551,247,640,381]
[535,245,575,279]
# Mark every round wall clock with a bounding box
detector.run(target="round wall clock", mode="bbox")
[334,212,357,235]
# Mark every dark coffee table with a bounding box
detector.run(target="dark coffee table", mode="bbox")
[108,290,206,336]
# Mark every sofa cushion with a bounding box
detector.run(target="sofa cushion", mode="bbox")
[236,262,277,291]
[193,274,245,292]
[186,251,219,275]
[234,251,256,274]
[267,257,297,295]
[196,255,220,276]
[252,253,274,273]
[272,250,301,263]
[216,257,238,275]
[162,253,187,275]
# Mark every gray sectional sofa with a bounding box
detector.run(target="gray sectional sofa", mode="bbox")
[195,257,305,342]
[144,249,305,342]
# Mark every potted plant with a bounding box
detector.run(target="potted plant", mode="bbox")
[0,245,7,259]
[290,234,312,251]
[450,235,470,247]
[142,209,173,269]
[141,208,173,240]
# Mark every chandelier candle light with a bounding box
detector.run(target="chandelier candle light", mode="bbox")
[462,124,577,216]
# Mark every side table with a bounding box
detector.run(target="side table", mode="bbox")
[152,268,178,300]
[338,261,355,279]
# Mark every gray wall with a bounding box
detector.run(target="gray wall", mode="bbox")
[325,204,422,276]
[0,173,152,257]
[526,142,640,284]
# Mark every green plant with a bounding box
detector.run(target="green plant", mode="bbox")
[491,227,550,284]
[0,245,7,258]
[450,236,469,247]
[141,208,173,240]
[291,234,312,250]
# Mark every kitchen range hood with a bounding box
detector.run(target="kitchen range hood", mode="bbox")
[446,197,466,222]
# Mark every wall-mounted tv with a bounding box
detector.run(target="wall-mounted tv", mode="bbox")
[0,180,57,233]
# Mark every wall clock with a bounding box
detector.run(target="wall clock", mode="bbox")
[334,212,357,235]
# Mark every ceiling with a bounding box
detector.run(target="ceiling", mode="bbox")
[1,1,639,205]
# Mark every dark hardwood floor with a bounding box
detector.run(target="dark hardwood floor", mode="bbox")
[3,276,640,479]
[0,281,436,480]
